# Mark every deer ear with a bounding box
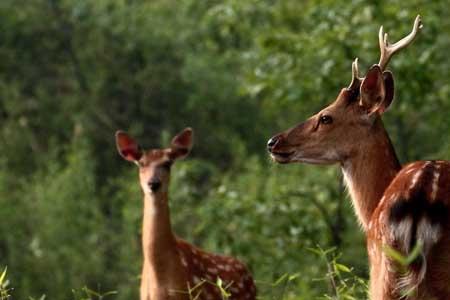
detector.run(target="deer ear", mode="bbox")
[380,71,395,113]
[359,65,387,115]
[115,131,143,162]
[169,127,193,160]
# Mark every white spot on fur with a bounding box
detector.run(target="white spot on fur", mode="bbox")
[192,275,201,284]
[378,213,383,224]
[207,267,218,274]
[408,162,430,196]
[409,170,422,192]
[389,192,399,202]
[180,256,188,267]
[405,167,416,174]
[430,165,441,201]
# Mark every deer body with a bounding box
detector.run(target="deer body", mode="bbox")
[268,16,450,299]
[367,160,450,299]
[116,128,256,300]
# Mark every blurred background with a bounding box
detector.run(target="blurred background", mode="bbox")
[1,0,449,299]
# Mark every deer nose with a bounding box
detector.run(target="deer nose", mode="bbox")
[148,180,162,192]
[267,136,280,152]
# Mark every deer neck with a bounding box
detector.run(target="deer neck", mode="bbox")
[140,190,189,299]
[142,191,181,277]
[341,121,401,231]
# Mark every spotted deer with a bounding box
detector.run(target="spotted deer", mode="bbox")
[116,128,256,300]
[267,16,450,300]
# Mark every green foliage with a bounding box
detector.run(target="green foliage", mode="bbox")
[309,247,368,300]
[0,267,11,300]
[70,287,117,300]
[0,0,449,299]
[382,243,424,298]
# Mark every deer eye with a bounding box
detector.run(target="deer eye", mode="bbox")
[160,161,173,170]
[319,115,333,125]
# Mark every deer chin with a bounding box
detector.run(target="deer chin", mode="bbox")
[296,154,340,165]
[295,157,337,165]
[271,150,339,165]
[270,151,295,164]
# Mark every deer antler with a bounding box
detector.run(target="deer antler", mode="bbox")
[348,57,362,90]
[347,15,423,90]
[378,15,423,71]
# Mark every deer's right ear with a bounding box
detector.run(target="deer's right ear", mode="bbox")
[359,65,387,115]
[115,131,143,163]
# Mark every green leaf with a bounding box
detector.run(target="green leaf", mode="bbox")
[335,263,351,273]
[0,267,6,285]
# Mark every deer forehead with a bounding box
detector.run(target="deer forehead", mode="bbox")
[139,149,171,166]
[317,90,361,117]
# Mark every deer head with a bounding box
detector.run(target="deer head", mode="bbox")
[267,16,422,166]
[116,128,193,195]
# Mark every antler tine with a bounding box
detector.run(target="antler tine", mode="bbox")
[378,15,423,71]
[348,57,361,90]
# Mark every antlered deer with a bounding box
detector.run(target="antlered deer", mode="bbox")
[116,128,256,300]
[268,16,450,300]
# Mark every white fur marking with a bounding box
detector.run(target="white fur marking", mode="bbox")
[408,162,430,196]
[207,267,218,274]
[389,192,399,202]
[416,217,441,255]
[391,217,413,253]
[395,217,442,295]
[405,168,416,175]
[430,165,441,201]
[181,256,188,267]
[342,166,367,229]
